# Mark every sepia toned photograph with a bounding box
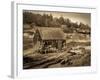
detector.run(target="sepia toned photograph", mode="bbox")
[23,10,91,69]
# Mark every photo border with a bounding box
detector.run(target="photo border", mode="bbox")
[11,1,97,78]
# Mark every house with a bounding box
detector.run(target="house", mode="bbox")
[76,26,91,34]
[33,27,66,53]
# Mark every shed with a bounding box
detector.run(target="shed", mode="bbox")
[33,27,66,52]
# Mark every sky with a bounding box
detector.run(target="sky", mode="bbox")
[24,10,91,26]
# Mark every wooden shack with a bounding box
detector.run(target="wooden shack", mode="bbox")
[33,27,66,53]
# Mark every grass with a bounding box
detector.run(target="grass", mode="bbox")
[23,32,91,69]
[23,46,91,69]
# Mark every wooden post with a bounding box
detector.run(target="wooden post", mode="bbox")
[58,40,62,51]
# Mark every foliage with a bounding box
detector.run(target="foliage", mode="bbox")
[23,12,90,33]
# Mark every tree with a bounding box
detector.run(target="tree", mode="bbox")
[58,16,65,24]
[23,12,36,24]
[65,18,71,28]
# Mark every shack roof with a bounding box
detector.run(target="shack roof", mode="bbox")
[37,27,66,40]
